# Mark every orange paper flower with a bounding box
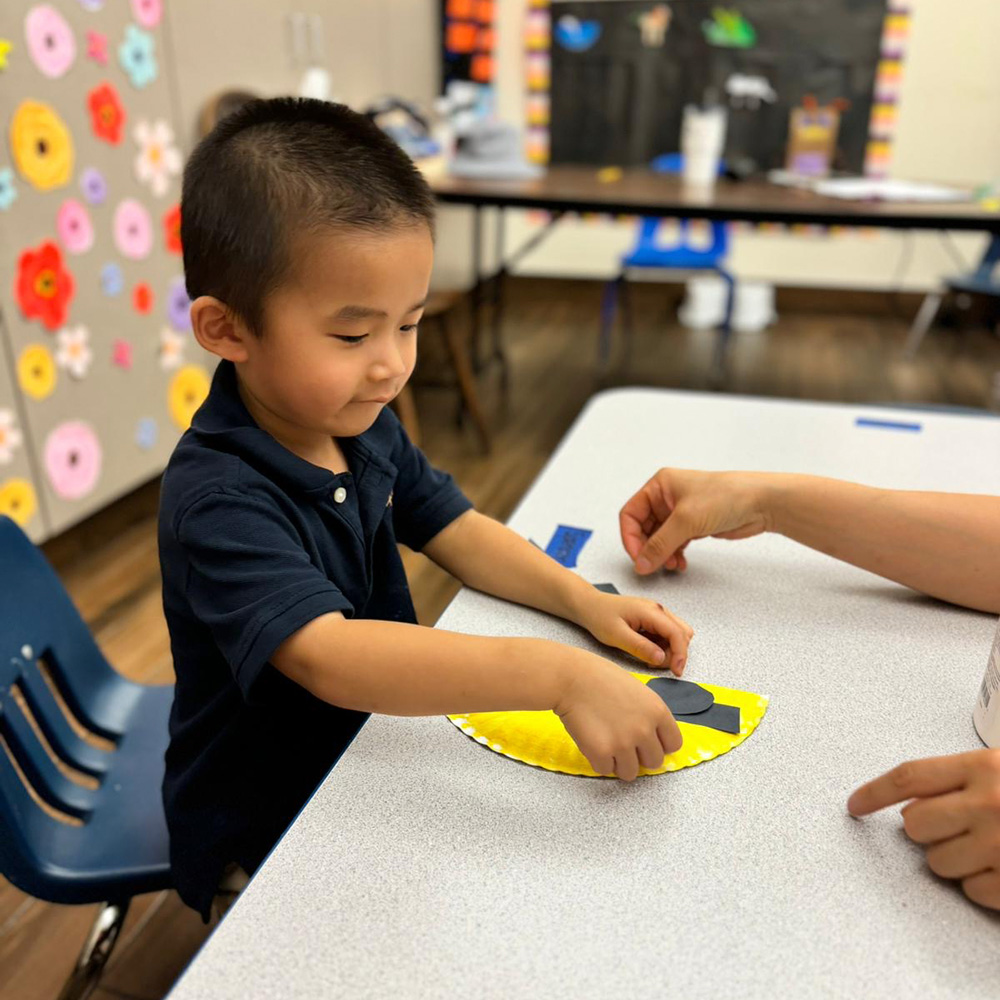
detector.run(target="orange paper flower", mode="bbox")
[87,81,126,145]
[16,241,75,331]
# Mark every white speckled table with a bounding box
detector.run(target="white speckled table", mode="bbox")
[168,390,1000,1000]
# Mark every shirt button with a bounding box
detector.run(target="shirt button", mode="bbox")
[333,486,347,504]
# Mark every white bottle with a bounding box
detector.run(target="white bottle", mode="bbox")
[973,619,1000,748]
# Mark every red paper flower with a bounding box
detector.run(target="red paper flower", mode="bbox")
[15,241,75,331]
[133,282,153,314]
[163,203,182,254]
[87,82,126,146]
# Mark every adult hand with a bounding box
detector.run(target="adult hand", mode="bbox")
[848,750,1000,910]
[620,469,771,575]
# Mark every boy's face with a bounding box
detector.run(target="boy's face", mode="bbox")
[238,224,433,440]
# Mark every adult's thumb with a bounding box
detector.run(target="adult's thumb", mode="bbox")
[635,518,688,574]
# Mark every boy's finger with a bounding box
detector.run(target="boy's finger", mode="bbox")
[925,832,990,880]
[636,607,691,672]
[618,624,667,666]
[657,717,683,754]
[901,792,971,844]
[848,754,973,816]
[638,733,666,771]
[614,749,640,782]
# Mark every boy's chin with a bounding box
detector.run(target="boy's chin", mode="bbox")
[329,402,385,437]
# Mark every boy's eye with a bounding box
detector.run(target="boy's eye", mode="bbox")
[400,324,419,334]
[332,334,368,345]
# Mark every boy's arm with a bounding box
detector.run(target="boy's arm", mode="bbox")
[271,614,684,781]
[421,511,693,672]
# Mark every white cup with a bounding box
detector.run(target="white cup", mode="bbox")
[973,619,1000,748]
[681,105,726,188]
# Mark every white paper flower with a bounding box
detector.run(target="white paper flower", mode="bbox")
[158,326,186,370]
[0,409,24,465]
[55,325,93,379]
[133,119,182,198]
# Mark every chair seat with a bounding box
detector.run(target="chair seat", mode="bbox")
[2,681,173,904]
[623,246,728,270]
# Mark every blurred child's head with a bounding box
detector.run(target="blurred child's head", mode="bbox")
[182,97,435,440]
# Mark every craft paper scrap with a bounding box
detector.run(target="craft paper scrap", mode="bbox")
[544,524,592,567]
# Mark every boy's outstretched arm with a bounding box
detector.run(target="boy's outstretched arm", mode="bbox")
[272,614,682,781]
[421,510,694,674]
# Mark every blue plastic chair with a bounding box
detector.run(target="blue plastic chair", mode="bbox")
[904,234,1000,357]
[599,155,736,381]
[0,516,173,1000]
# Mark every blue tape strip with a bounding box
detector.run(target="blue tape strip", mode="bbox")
[544,525,592,568]
[855,417,922,432]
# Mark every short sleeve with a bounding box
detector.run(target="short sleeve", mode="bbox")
[390,419,473,551]
[176,491,354,699]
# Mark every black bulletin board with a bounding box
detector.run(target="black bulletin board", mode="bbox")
[549,0,887,172]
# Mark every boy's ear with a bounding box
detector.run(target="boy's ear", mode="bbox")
[190,296,253,362]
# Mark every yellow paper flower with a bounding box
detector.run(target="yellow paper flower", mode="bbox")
[168,364,210,430]
[17,344,57,401]
[449,673,769,777]
[0,478,38,528]
[10,100,74,191]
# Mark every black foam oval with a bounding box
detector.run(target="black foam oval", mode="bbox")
[646,677,714,715]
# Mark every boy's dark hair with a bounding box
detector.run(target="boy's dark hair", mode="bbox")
[181,97,436,336]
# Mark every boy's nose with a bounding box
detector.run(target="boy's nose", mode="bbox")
[371,343,408,381]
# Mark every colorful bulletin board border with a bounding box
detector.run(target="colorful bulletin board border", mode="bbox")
[523,1,915,232]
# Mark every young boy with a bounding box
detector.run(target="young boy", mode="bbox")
[160,97,694,920]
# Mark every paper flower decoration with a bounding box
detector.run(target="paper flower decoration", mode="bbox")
[87,81,126,145]
[44,421,102,500]
[0,410,24,465]
[133,119,181,197]
[135,417,158,451]
[113,198,152,259]
[0,168,17,211]
[118,24,157,89]
[80,166,107,205]
[17,344,57,401]
[25,5,76,78]
[158,327,186,370]
[100,262,123,296]
[16,241,75,330]
[86,29,107,64]
[56,199,94,255]
[132,281,153,314]
[112,339,133,370]
[168,365,210,430]
[55,325,92,380]
[166,276,191,331]
[449,673,769,777]
[9,100,74,191]
[130,0,162,29]
[0,479,37,528]
[163,203,181,253]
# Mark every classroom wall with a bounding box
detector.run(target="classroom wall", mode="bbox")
[163,0,438,149]
[435,0,1000,292]
[162,0,1000,293]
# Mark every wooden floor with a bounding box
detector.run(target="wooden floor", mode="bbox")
[2,277,998,1000]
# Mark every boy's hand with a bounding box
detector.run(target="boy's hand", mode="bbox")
[555,653,683,781]
[848,749,1000,910]
[573,590,693,676]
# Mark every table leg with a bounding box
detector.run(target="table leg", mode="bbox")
[470,205,483,369]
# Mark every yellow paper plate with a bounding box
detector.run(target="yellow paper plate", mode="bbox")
[448,673,768,777]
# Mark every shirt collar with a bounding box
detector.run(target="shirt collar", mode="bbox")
[190,360,396,496]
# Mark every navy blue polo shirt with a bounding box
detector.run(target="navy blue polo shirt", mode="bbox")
[158,360,472,919]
